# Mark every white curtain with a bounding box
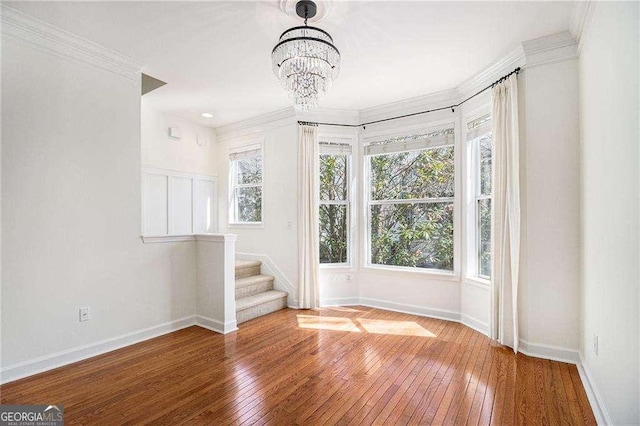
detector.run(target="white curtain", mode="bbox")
[490,74,521,352]
[297,125,320,309]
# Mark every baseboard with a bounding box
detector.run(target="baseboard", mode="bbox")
[195,315,238,335]
[0,315,196,385]
[461,314,489,336]
[517,339,581,364]
[359,297,461,322]
[320,297,361,307]
[236,252,298,307]
[577,354,612,425]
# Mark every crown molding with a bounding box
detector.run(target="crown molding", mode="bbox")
[521,31,578,68]
[214,107,297,141]
[298,108,360,126]
[457,45,525,98]
[359,88,461,125]
[0,5,144,82]
[569,1,597,54]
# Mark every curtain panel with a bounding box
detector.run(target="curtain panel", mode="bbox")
[490,74,521,352]
[297,124,320,309]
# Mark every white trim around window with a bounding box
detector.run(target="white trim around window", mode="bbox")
[228,141,264,227]
[362,120,459,276]
[465,109,492,285]
[318,134,356,269]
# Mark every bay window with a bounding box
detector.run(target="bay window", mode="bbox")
[365,125,456,272]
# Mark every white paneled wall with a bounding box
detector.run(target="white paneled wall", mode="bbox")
[143,168,217,236]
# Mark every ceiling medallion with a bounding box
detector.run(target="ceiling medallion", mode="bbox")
[271,0,340,111]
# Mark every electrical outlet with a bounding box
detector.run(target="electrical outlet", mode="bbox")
[346,274,353,281]
[593,334,599,356]
[79,307,90,322]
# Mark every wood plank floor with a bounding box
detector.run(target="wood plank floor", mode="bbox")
[1,307,596,425]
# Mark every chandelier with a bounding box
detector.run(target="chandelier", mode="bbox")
[271,0,341,111]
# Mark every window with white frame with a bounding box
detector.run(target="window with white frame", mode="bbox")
[229,146,263,224]
[319,141,352,265]
[365,125,456,271]
[468,114,492,279]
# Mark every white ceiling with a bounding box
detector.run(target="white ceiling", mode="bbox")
[7,1,574,127]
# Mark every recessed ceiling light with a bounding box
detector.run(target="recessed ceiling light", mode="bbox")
[201,112,214,118]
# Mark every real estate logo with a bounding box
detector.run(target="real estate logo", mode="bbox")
[0,405,64,426]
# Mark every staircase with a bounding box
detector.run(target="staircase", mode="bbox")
[235,260,288,324]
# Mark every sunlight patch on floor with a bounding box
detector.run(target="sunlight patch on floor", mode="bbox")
[296,315,361,332]
[355,318,436,337]
[296,315,436,337]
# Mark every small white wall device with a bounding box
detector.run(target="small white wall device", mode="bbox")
[168,127,182,140]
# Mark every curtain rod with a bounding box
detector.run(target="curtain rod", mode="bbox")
[298,67,521,129]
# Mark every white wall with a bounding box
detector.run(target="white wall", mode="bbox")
[141,103,217,176]
[519,59,581,350]
[1,36,196,371]
[217,123,300,303]
[579,2,639,423]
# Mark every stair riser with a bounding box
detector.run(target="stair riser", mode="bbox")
[235,280,274,299]
[235,265,261,279]
[237,296,287,324]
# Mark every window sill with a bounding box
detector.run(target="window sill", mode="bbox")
[227,222,264,230]
[465,276,491,289]
[362,264,459,282]
[319,263,356,272]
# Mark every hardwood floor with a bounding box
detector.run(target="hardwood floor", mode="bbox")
[1,307,596,425]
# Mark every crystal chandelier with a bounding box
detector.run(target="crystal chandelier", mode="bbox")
[271,0,340,111]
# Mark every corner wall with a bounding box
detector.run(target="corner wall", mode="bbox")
[1,30,195,377]
[579,2,639,423]
[519,58,581,353]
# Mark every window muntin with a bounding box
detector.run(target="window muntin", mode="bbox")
[365,126,455,272]
[230,148,263,224]
[319,144,351,265]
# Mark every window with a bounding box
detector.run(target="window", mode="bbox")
[229,146,263,224]
[365,126,455,271]
[468,114,492,279]
[319,141,352,265]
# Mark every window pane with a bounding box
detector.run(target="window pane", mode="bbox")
[319,204,348,263]
[320,155,347,201]
[237,156,262,185]
[370,202,454,270]
[370,146,454,201]
[236,187,262,222]
[478,198,491,277]
[479,135,492,195]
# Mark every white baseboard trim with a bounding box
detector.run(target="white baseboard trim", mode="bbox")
[517,339,581,364]
[320,297,361,307]
[196,315,238,335]
[577,355,612,425]
[236,252,298,307]
[0,315,196,385]
[359,297,461,323]
[461,314,489,336]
